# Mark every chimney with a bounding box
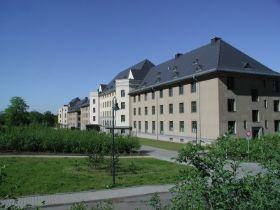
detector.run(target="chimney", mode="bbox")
[175,53,183,59]
[211,37,221,44]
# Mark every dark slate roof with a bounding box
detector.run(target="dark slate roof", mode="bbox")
[80,97,89,108]
[101,59,155,94]
[68,97,81,113]
[131,38,280,94]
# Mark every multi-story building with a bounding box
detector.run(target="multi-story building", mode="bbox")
[129,38,280,143]
[80,97,90,130]
[67,97,81,129]
[93,59,155,134]
[58,105,68,128]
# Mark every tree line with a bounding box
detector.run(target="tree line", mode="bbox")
[0,96,57,127]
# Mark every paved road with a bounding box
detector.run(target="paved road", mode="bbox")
[141,145,266,177]
[1,185,173,209]
[42,192,172,210]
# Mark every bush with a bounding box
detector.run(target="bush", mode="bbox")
[0,126,140,155]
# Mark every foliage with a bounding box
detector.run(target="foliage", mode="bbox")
[42,111,56,127]
[214,134,280,163]
[167,142,280,210]
[28,111,44,125]
[86,124,100,132]
[69,201,113,210]
[0,126,140,155]
[4,96,29,126]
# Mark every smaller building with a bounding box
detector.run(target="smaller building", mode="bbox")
[80,97,90,130]
[58,105,68,128]
[67,97,81,129]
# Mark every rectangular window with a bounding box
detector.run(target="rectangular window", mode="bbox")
[191,82,196,93]
[179,85,184,95]
[227,99,236,112]
[251,89,259,102]
[252,110,259,122]
[121,90,125,97]
[92,99,96,104]
[93,116,96,121]
[244,120,247,129]
[133,96,136,102]
[228,121,236,134]
[191,101,197,113]
[121,102,125,109]
[138,121,141,131]
[152,91,155,100]
[169,121,173,131]
[138,107,141,115]
[145,106,148,115]
[144,93,147,101]
[274,100,280,112]
[275,120,280,132]
[264,100,268,109]
[160,121,164,134]
[159,89,163,98]
[133,108,136,116]
[93,108,96,113]
[273,80,279,92]
[145,121,148,133]
[169,104,173,114]
[192,121,197,133]
[179,103,184,113]
[169,87,173,97]
[227,77,235,90]
[152,121,155,134]
[179,121,184,132]
[265,120,268,129]
[121,129,125,134]
[160,105,164,114]
[121,115,125,122]
[133,121,136,129]
[138,95,141,102]
[152,106,155,115]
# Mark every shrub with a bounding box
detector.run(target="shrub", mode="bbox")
[0,126,140,155]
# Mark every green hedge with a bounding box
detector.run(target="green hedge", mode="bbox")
[0,126,140,154]
[215,134,280,162]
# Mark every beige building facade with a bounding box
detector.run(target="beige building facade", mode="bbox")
[58,105,68,128]
[130,38,280,143]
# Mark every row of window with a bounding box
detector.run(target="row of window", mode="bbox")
[133,82,197,102]
[133,102,197,116]
[228,120,280,134]
[133,120,197,134]
[227,77,279,92]
[227,99,280,112]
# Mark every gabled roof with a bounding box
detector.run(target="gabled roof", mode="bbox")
[131,38,280,94]
[100,59,155,94]
[68,97,81,113]
[80,97,89,108]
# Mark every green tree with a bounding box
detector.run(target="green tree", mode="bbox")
[4,96,29,126]
[42,111,55,127]
[0,111,5,126]
[29,110,44,125]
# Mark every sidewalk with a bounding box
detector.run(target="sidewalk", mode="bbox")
[0,184,174,208]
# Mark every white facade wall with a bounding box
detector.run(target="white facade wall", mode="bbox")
[90,91,99,125]
[58,105,68,128]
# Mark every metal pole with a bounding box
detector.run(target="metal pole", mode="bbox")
[196,126,198,145]
[112,98,116,185]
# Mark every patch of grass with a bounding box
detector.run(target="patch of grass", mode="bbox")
[0,157,192,197]
[139,138,185,151]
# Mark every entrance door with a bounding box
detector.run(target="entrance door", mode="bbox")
[252,127,261,139]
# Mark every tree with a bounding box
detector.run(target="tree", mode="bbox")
[4,97,29,126]
[42,111,55,127]
[29,111,43,125]
[0,112,5,126]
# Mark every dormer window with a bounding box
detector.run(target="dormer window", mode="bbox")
[243,62,251,68]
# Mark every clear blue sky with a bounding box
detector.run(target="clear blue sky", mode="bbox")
[1,0,280,114]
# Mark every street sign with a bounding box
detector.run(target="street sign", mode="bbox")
[246,130,251,137]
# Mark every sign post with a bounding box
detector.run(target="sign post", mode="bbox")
[246,130,251,160]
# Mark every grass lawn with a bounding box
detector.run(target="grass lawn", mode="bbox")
[139,137,186,151]
[0,157,192,197]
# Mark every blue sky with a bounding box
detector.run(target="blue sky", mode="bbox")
[0,0,280,114]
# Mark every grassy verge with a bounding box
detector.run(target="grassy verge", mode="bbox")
[0,157,192,197]
[139,138,185,151]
